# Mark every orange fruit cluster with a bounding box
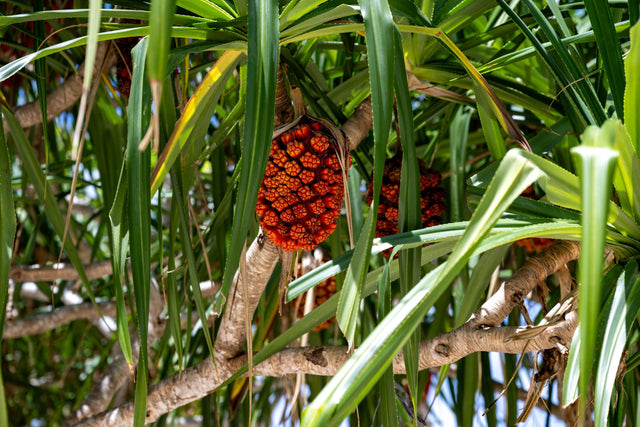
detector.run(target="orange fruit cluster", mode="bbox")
[256,119,346,251]
[296,269,337,332]
[368,154,445,244]
[515,237,554,253]
[515,185,554,253]
[113,30,142,100]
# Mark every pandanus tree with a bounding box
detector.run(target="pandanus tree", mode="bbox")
[1,0,640,425]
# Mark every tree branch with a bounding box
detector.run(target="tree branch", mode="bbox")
[4,41,117,130]
[9,260,112,282]
[215,235,280,359]
[77,313,575,426]
[78,240,580,425]
[65,282,164,425]
[341,96,372,151]
[467,240,580,329]
[2,300,117,339]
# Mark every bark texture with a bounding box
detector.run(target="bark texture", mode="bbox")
[78,314,576,426]
[78,241,580,425]
[467,240,580,328]
[3,301,117,339]
[6,41,117,130]
[341,96,373,151]
[65,283,164,425]
[9,260,112,282]
[215,236,280,359]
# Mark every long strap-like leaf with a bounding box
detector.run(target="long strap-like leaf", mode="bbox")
[219,0,278,313]
[127,38,152,427]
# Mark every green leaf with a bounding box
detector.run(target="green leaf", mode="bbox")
[583,0,626,117]
[287,217,583,301]
[166,200,184,369]
[303,148,545,425]
[33,0,52,176]
[564,323,580,405]
[127,38,152,427]
[449,106,472,222]
[608,120,640,223]
[454,245,509,327]
[388,0,431,27]
[280,4,358,36]
[219,0,278,312]
[2,107,98,306]
[0,110,15,339]
[337,0,394,350]
[151,51,243,195]
[376,256,399,427]
[460,354,479,427]
[495,0,604,127]
[624,22,640,153]
[595,261,640,427]
[0,111,15,427]
[520,0,607,125]
[147,0,177,151]
[394,25,421,417]
[397,24,529,149]
[512,150,640,241]
[176,0,235,20]
[0,9,203,27]
[108,160,133,367]
[571,121,619,423]
[170,163,216,361]
[83,0,102,90]
[280,0,329,27]
[347,166,364,242]
[0,27,212,83]
[475,82,506,160]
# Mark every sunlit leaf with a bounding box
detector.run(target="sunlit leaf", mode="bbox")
[571,121,619,423]
[336,0,394,349]
[127,38,152,427]
[219,0,278,313]
[0,110,15,427]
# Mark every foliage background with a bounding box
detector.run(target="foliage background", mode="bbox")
[0,0,640,426]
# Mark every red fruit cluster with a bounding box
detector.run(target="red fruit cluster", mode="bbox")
[368,154,445,242]
[113,29,142,100]
[256,118,346,251]
[515,185,554,253]
[515,237,554,253]
[1,0,72,92]
[296,274,337,331]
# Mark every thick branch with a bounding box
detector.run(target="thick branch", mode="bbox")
[79,313,575,426]
[468,240,580,328]
[80,239,580,425]
[6,41,116,130]
[415,311,577,369]
[215,235,280,359]
[274,67,295,128]
[341,96,373,151]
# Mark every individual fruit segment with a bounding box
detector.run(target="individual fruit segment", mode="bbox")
[256,116,348,251]
[367,153,445,255]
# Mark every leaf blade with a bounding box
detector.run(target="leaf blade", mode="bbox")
[219,0,279,312]
[336,0,395,350]
[571,122,619,424]
[127,38,152,427]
